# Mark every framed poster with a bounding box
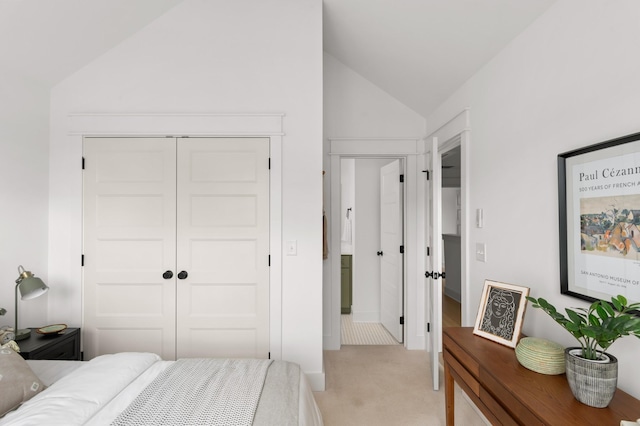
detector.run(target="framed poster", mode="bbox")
[473,280,529,348]
[558,132,640,309]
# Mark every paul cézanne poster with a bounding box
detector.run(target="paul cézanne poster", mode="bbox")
[560,132,640,305]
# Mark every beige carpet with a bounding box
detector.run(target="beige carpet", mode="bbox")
[341,314,399,345]
[314,345,487,426]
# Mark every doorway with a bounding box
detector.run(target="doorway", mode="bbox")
[327,138,424,352]
[441,146,462,328]
[339,158,404,346]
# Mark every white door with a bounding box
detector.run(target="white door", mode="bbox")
[426,138,444,390]
[176,138,270,358]
[379,159,403,342]
[83,137,270,361]
[83,137,177,360]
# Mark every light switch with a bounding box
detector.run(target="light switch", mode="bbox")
[476,243,486,262]
[286,240,297,256]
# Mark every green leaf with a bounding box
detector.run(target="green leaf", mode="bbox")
[617,295,628,307]
[600,303,615,318]
[622,317,640,332]
[566,309,584,325]
[565,322,580,332]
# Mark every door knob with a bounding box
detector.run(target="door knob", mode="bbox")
[162,270,174,279]
[425,271,445,279]
[177,270,188,280]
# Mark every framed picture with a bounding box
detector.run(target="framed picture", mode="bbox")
[473,280,529,347]
[558,132,640,310]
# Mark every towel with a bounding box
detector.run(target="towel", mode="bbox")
[341,217,352,243]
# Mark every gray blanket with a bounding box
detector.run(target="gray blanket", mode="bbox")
[111,359,278,426]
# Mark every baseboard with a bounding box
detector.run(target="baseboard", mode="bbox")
[444,287,461,302]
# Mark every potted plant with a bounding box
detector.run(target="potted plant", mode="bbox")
[526,294,640,408]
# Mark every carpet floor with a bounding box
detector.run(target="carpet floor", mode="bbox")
[314,345,487,426]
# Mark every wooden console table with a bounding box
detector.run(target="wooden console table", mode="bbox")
[443,327,640,425]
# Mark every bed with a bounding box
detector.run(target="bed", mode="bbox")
[0,350,323,425]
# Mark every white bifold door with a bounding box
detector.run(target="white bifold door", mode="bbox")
[83,137,270,360]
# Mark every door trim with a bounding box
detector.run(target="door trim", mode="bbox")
[327,138,423,350]
[424,108,471,331]
[65,112,283,360]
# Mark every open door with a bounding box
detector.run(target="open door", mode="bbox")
[379,159,403,343]
[426,138,444,390]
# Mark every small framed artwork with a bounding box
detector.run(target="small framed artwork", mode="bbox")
[473,280,530,348]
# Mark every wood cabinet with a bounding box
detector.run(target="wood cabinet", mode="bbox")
[443,327,640,425]
[19,328,81,361]
[341,255,352,314]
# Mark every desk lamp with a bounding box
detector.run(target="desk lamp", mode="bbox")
[14,265,49,341]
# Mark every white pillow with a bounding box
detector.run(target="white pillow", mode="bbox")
[0,348,45,417]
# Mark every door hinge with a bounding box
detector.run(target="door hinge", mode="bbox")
[268,255,271,266]
[400,316,404,325]
[427,247,430,256]
[422,170,430,180]
[82,157,85,170]
[268,158,271,170]
[399,245,404,254]
[81,254,84,266]
[427,322,430,332]
[399,174,404,183]
[268,352,271,359]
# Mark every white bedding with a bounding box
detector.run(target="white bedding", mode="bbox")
[26,359,85,386]
[2,353,323,426]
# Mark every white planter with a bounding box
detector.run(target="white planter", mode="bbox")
[565,347,618,408]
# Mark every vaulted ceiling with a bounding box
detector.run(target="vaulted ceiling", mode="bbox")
[1,0,556,118]
[323,0,556,118]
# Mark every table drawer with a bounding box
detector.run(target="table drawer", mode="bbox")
[21,329,81,361]
[31,337,78,360]
[444,348,481,397]
[443,333,480,377]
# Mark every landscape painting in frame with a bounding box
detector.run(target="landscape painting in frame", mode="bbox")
[559,131,640,310]
[473,280,529,348]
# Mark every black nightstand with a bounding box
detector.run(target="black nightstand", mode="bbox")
[18,327,81,360]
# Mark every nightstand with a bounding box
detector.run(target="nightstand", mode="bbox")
[18,327,81,360]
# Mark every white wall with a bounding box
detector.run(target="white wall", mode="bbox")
[322,53,425,347]
[442,188,459,236]
[48,0,324,388]
[427,0,640,398]
[0,71,50,331]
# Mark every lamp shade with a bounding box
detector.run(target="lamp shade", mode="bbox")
[14,265,49,341]
[18,276,49,300]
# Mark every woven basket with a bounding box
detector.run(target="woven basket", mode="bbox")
[565,347,618,408]
[515,337,565,375]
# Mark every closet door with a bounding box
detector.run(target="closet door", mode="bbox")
[176,138,270,358]
[83,137,177,360]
